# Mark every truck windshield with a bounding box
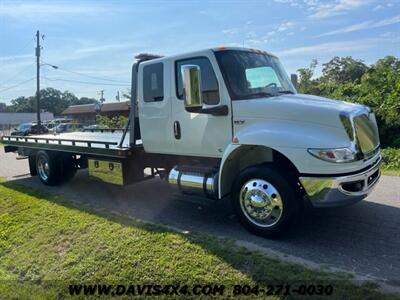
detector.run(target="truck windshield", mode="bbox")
[214,50,296,100]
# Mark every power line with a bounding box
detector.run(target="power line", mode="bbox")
[0,64,35,87]
[0,38,35,63]
[58,67,130,84]
[0,77,35,93]
[0,38,35,90]
[42,63,130,84]
[41,76,129,87]
[16,38,35,55]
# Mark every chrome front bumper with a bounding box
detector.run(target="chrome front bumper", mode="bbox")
[299,156,381,207]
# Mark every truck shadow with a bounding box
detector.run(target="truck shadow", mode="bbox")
[2,172,400,286]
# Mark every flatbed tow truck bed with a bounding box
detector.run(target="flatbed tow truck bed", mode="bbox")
[2,131,138,158]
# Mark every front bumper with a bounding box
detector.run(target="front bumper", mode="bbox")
[299,156,381,207]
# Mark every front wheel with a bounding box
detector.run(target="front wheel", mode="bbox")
[231,165,300,238]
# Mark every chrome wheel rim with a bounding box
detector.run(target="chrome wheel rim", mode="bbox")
[239,179,283,227]
[37,156,50,181]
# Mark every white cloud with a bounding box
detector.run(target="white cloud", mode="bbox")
[373,2,394,10]
[273,0,304,8]
[373,4,385,10]
[246,39,264,45]
[277,21,295,32]
[75,42,136,54]
[0,2,142,24]
[0,54,33,62]
[222,28,238,35]
[0,2,104,17]
[309,0,372,19]
[274,0,374,19]
[226,42,243,47]
[279,38,382,56]
[380,31,400,43]
[235,20,296,46]
[319,15,400,36]
[0,2,113,25]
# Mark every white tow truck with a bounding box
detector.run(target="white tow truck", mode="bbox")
[2,47,381,237]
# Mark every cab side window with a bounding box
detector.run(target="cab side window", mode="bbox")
[143,63,164,102]
[176,57,220,105]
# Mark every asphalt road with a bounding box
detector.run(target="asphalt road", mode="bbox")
[1,149,400,288]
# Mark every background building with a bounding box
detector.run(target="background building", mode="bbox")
[61,101,130,125]
[0,112,54,136]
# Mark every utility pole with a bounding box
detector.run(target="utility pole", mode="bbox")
[99,90,105,103]
[116,91,120,102]
[35,30,41,127]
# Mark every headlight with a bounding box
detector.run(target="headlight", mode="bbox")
[307,147,356,163]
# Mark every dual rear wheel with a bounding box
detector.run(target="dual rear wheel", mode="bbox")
[34,151,76,185]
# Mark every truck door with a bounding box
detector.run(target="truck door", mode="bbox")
[138,61,174,154]
[171,55,232,157]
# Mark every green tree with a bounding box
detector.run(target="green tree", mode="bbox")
[73,97,97,105]
[322,56,368,83]
[297,59,318,94]
[9,96,35,112]
[6,88,97,115]
[297,55,400,147]
[38,88,67,115]
[356,56,400,147]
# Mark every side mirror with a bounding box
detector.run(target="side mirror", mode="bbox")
[181,64,203,112]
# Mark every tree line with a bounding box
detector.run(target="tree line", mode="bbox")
[0,88,98,115]
[296,55,400,148]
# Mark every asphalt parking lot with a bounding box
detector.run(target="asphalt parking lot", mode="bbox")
[1,149,399,288]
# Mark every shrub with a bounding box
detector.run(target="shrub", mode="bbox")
[381,148,400,170]
[96,115,128,129]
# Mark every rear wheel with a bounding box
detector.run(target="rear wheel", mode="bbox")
[36,151,76,185]
[62,155,77,181]
[232,164,300,238]
[28,155,37,176]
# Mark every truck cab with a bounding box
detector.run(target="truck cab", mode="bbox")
[136,47,380,235]
[2,47,381,238]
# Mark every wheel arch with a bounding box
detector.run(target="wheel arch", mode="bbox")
[218,144,300,198]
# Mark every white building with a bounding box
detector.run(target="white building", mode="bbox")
[0,112,54,135]
[0,112,53,125]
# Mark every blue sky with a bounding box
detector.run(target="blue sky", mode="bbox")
[0,0,399,104]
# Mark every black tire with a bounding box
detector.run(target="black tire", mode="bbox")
[35,151,76,185]
[231,164,301,238]
[36,151,62,185]
[28,154,37,176]
[61,155,77,181]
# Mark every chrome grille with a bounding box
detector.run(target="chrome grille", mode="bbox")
[353,113,380,158]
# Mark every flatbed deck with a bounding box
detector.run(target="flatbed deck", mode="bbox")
[2,131,140,158]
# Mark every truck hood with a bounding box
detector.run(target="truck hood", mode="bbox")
[232,93,366,128]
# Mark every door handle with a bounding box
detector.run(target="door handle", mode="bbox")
[173,121,181,139]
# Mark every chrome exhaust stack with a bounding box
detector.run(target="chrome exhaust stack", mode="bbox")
[168,166,218,199]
